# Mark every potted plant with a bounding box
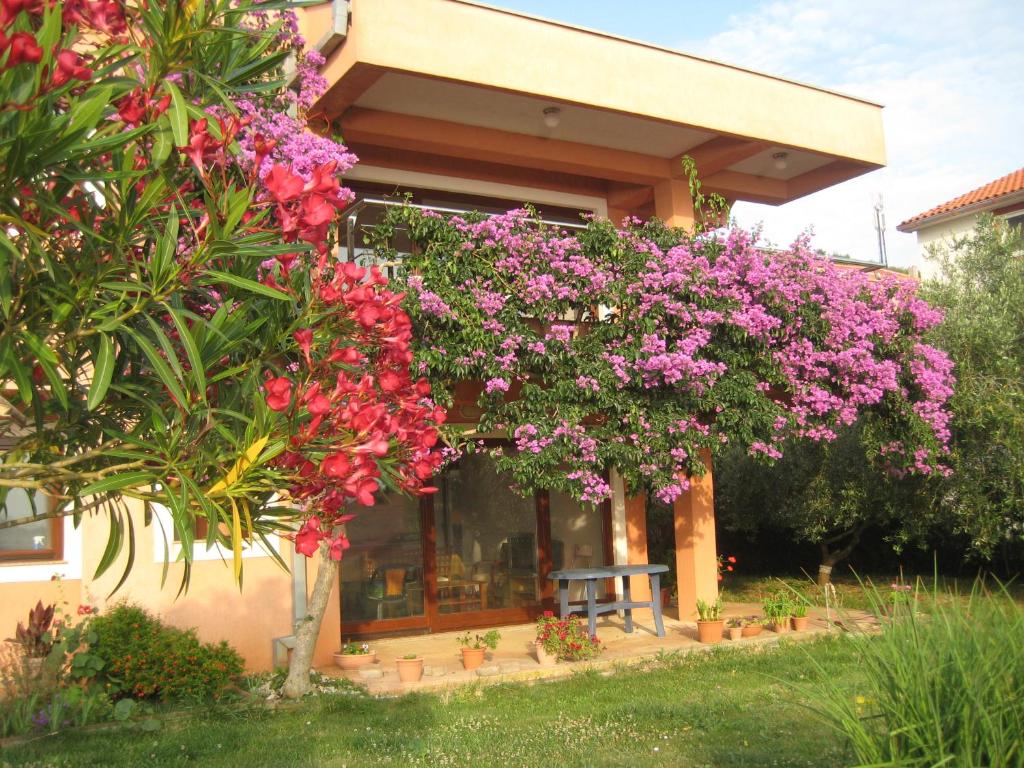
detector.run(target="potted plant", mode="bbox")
[534,612,560,666]
[396,653,424,683]
[696,597,724,643]
[763,592,792,633]
[333,641,376,670]
[727,618,744,641]
[740,616,765,637]
[791,602,809,631]
[457,629,500,670]
[7,601,56,677]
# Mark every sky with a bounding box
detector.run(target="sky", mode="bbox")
[492,0,1024,268]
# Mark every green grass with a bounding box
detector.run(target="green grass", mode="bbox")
[723,573,1024,613]
[4,637,866,768]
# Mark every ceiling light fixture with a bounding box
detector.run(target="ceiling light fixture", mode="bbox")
[772,151,789,171]
[542,107,562,129]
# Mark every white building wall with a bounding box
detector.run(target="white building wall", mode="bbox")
[913,213,979,280]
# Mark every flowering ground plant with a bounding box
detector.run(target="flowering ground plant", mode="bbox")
[341,642,371,656]
[372,203,954,509]
[535,613,602,662]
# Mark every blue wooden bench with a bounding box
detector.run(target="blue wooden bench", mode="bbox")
[548,564,668,638]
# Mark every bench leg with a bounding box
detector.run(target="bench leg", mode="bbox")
[621,575,634,633]
[586,579,597,637]
[559,579,570,618]
[650,573,665,638]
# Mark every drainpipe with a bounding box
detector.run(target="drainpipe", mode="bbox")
[271,544,309,669]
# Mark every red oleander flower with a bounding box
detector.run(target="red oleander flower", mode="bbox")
[264,377,293,412]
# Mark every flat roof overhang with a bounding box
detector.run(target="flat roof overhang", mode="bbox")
[299,0,886,207]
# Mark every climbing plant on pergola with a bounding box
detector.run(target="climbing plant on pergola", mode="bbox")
[372,207,954,507]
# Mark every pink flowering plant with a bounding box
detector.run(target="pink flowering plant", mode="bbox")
[372,196,954,506]
[535,611,602,662]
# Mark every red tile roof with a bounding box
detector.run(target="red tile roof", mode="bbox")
[897,167,1024,232]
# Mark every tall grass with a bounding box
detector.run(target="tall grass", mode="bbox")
[802,579,1024,767]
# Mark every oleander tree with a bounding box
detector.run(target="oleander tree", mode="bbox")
[0,1,445,697]
[371,205,955,513]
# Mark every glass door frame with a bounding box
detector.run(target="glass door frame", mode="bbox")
[341,469,615,638]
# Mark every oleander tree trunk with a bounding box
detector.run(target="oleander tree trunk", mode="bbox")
[281,544,338,699]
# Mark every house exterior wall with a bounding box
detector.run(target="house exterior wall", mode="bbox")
[1,503,341,673]
[913,213,979,280]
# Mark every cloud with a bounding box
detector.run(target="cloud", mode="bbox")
[684,0,1024,268]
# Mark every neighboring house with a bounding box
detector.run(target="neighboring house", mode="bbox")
[898,166,1024,279]
[0,0,887,671]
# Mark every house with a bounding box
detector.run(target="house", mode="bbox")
[898,166,1024,279]
[0,0,885,671]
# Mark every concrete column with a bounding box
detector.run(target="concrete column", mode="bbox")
[673,449,719,620]
[624,491,653,615]
[609,469,629,599]
[653,178,695,229]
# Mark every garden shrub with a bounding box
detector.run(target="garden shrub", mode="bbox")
[802,580,1024,767]
[90,604,243,702]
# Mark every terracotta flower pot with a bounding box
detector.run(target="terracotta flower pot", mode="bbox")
[396,657,424,683]
[728,627,743,641]
[741,624,764,637]
[333,650,377,670]
[661,588,671,608]
[534,641,557,667]
[791,616,809,631]
[461,646,487,670]
[773,619,791,633]
[696,619,725,644]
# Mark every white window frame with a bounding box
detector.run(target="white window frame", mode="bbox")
[150,498,282,563]
[0,514,83,584]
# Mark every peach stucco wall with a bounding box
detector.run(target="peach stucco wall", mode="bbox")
[1,502,341,673]
[0,578,82,650]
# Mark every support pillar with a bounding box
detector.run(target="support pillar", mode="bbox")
[624,491,652,615]
[673,449,719,620]
[653,178,695,229]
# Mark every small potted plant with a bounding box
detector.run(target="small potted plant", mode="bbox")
[396,653,424,683]
[740,616,765,637]
[763,592,792,633]
[333,641,376,670]
[726,617,744,641]
[534,612,560,666]
[696,597,724,643]
[457,629,500,670]
[7,601,56,676]
[554,615,602,662]
[791,602,809,631]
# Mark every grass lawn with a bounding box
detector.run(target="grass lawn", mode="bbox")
[3,636,867,768]
[723,572,1024,613]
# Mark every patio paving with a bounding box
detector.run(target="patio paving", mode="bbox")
[322,602,877,696]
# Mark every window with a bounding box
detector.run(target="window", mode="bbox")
[0,488,63,562]
[1005,211,1024,231]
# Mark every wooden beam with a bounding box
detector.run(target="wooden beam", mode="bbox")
[606,182,654,212]
[673,136,767,179]
[317,63,385,118]
[702,170,788,204]
[346,143,608,199]
[785,159,874,200]
[339,108,674,186]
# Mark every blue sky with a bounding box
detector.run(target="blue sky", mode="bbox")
[494,0,1024,268]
